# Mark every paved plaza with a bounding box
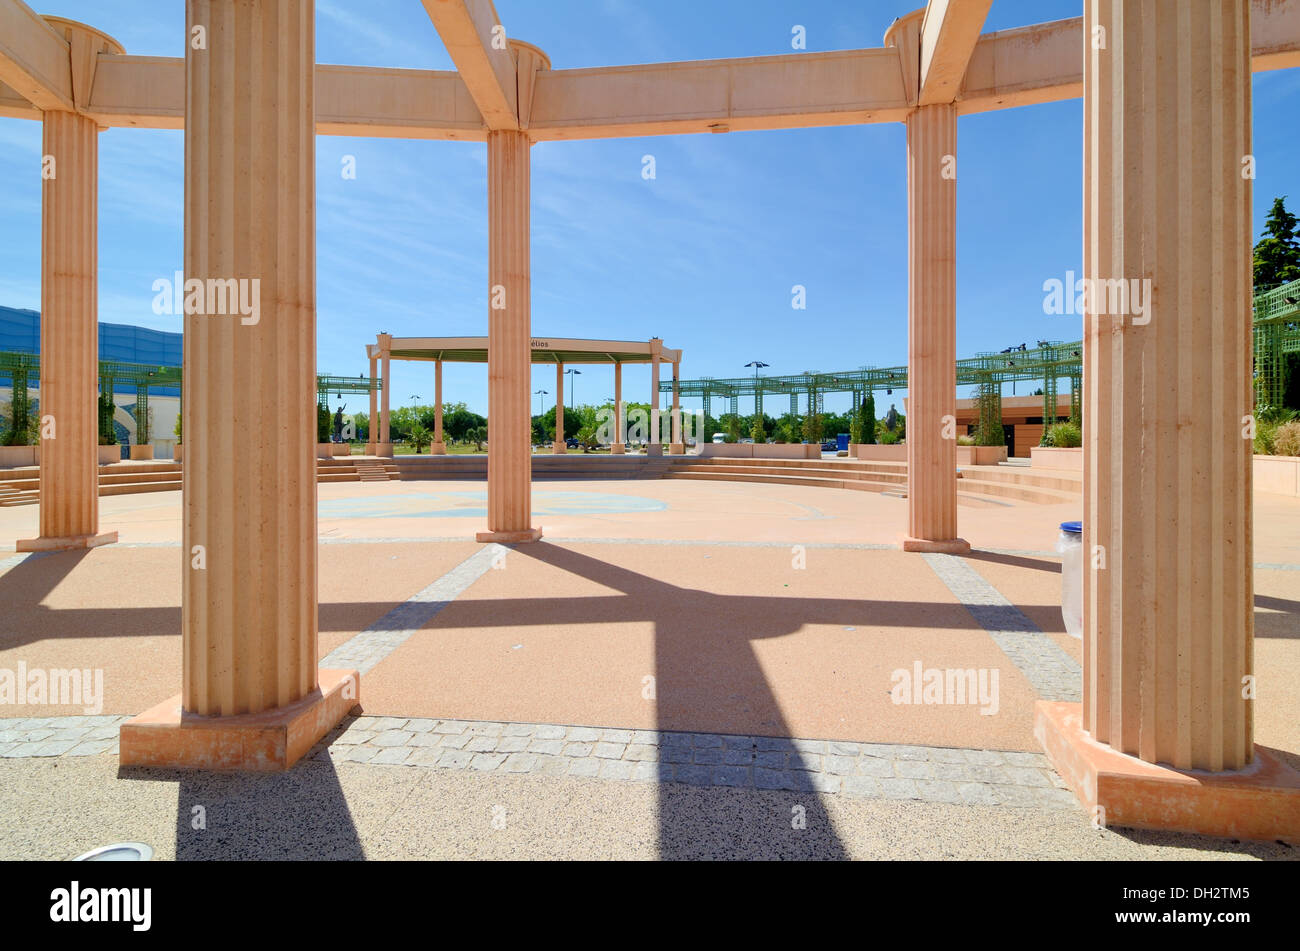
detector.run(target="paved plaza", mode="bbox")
[1,477,1296,859]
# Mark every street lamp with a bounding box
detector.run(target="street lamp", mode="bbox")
[565,367,581,408]
[533,389,548,416]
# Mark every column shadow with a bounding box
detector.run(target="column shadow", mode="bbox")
[513,542,849,859]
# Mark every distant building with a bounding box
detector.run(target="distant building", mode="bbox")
[0,305,182,457]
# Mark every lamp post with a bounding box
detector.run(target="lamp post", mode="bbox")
[565,367,581,408]
[534,389,548,416]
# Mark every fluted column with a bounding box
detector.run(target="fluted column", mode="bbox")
[612,361,625,453]
[377,334,391,454]
[18,20,124,554]
[902,102,966,554]
[479,128,540,542]
[182,0,318,717]
[366,350,377,454]
[669,360,683,452]
[648,339,662,455]
[1081,0,1252,771]
[553,363,565,453]
[432,358,445,453]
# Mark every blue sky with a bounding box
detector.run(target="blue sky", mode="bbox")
[1,0,1297,417]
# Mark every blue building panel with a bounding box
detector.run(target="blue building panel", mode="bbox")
[0,306,183,397]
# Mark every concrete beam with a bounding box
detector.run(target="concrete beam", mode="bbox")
[527,49,911,141]
[918,0,994,106]
[2,0,1295,135]
[420,0,518,130]
[959,1,1300,115]
[0,0,72,112]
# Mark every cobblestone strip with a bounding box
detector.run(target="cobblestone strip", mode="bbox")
[310,716,1079,812]
[0,716,128,758]
[922,553,1082,702]
[319,543,506,674]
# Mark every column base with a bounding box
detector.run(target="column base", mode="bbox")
[374,442,393,458]
[552,441,566,454]
[611,443,626,455]
[668,443,685,455]
[476,527,543,544]
[900,535,970,554]
[119,668,360,772]
[645,444,664,457]
[1036,701,1300,842]
[430,441,446,455]
[16,531,118,553]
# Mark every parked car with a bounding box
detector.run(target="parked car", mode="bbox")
[565,437,580,449]
[711,433,727,444]
[820,440,837,452]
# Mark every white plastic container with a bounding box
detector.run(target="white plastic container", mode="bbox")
[1056,520,1083,639]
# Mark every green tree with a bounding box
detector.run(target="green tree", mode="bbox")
[317,402,330,443]
[466,424,487,451]
[1254,196,1300,287]
[408,422,431,453]
[860,392,876,445]
[749,414,766,443]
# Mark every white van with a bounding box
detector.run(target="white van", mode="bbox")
[711,433,727,444]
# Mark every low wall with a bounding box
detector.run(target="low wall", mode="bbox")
[99,445,122,465]
[700,443,820,459]
[0,445,38,468]
[853,444,1007,465]
[1030,446,1083,470]
[959,446,1007,465]
[852,444,907,461]
[1255,454,1300,496]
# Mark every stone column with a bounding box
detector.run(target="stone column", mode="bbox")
[1082,0,1253,771]
[612,361,625,454]
[20,111,112,552]
[902,102,966,554]
[647,339,662,456]
[432,358,445,453]
[366,349,377,454]
[478,126,541,542]
[120,0,357,770]
[553,363,565,453]
[669,360,684,453]
[1034,1,1295,840]
[377,334,392,456]
[18,21,123,554]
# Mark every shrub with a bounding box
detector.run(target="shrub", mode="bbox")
[750,416,765,443]
[1044,421,1082,448]
[879,430,900,445]
[317,403,330,443]
[956,434,975,446]
[408,423,431,454]
[1274,421,1300,457]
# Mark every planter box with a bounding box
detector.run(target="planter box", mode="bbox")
[99,445,121,465]
[317,442,335,459]
[129,445,154,461]
[700,443,820,459]
[0,445,38,468]
[853,444,907,461]
[958,446,1008,466]
[1030,446,1083,470]
[173,444,183,463]
[1255,454,1300,497]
